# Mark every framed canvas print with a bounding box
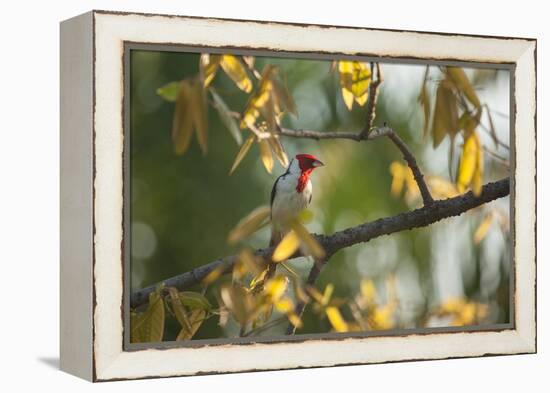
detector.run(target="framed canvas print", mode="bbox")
[60,10,537,382]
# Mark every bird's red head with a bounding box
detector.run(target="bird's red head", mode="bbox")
[295,154,324,172]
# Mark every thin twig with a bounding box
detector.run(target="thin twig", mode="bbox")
[244,316,288,337]
[286,257,328,335]
[360,62,383,138]
[385,129,434,206]
[280,125,434,206]
[483,146,510,166]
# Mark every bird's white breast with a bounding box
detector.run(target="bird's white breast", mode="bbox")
[271,173,312,231]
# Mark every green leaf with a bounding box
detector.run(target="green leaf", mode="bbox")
[130,292,165,343]
[176,309,206,340]
[210,88,243,146]
[167,288,209,340]
[172,80,194,154]
[417,84,431,138]
[220,284,256,325]
[167,287,190,330]
[178,291,212,310]
[227,205,271,244]
[229,135,255,175]
[431,80,459,148]
[157,81,181,102]
[290,220,325,259]
[190,79,208,155]
[446,67,481,109]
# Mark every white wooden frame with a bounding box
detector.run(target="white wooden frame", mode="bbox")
[60,10,536,382]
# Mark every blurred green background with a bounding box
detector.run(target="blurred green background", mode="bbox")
[130,49,511,340]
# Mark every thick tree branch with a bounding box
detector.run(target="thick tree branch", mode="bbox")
[130,178,509,308]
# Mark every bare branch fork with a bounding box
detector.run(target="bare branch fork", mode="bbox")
[280,64,434,333]
[130,178,510,309]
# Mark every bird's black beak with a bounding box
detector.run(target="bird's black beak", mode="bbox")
[312,159,324,168]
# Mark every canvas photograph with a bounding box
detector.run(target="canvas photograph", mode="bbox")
[126,48,512,345]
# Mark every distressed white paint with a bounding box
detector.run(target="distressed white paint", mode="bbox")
[88,11,536,381]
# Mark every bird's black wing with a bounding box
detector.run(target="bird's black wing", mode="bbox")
[270,160,292,212]
[270,175,282,208]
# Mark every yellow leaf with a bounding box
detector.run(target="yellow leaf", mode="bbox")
[272,230,300,262]
[473,135,484,196]
[428,177,459,199]
[290,220,325,259]
[190,79,208,155]
[326,306,348,332]
[369,304,396,330]
[435,298,488,326]
[360,279,377,304]
[297,209,314,224]
[457,132,483,195]
[432,79,459,147]
[321,283,334,306]
[287,312,303,328]
[229,135,255,175]
[220,55,253,93]
[200,54,221,87]
[341,89,354,111]
[389,161,406,197]
[474,213,493,244]
[267,135,289,168]
[446,67,481,109]
[265,275,289,302]
[227,205,271,244]
[338,61,371,111]
[240,65,276,129]
[274,297,294,313]
[172,80,194,154]
[258,138,274,174]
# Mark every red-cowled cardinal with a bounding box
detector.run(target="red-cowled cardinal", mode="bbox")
[270,154,324,247]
